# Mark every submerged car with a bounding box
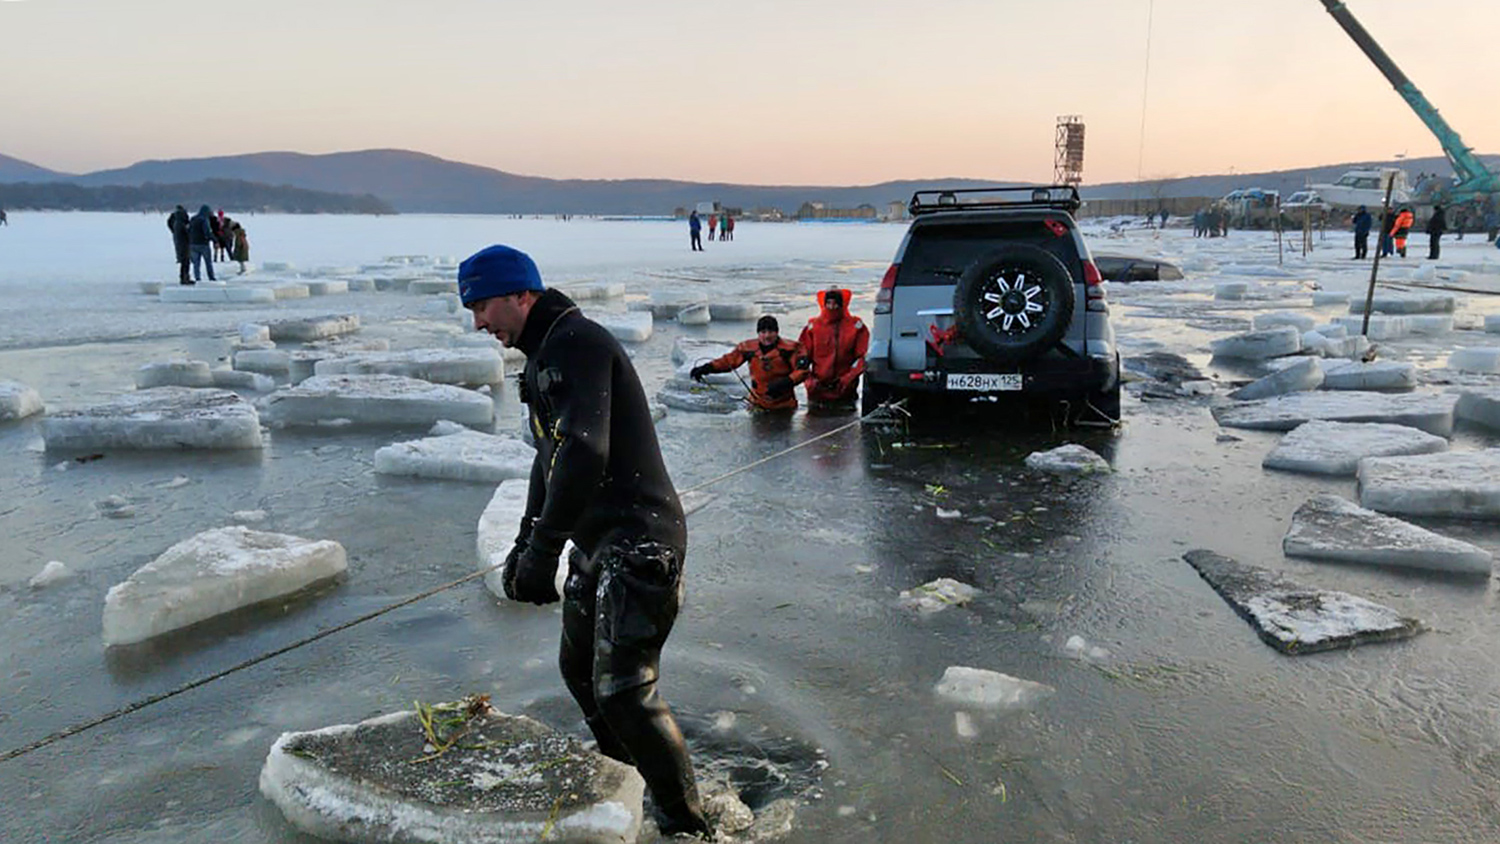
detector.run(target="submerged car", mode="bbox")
[862,186,1120,425]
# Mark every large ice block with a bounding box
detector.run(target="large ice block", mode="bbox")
[1263,420,1447,476]
[1228,357,1323,401]
[1209,326,1301,360]
[0,380,44,421]
[374,428,535,483]
[41,387,263,451]
[1456,387,1500,432]
[1212,391,1457,437]
[1358,449,1500,519]
[135,360,214,389]
[1283,494,1491,574]
[590,311,653,343]
[314,348,504,386]
[260,374,494,428]
[267,314,361,342]
[1320,360,1417,391]
[159,285,275,304]
[102,526,346,646]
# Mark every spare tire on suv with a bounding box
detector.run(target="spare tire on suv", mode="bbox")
[952,244,1075,363]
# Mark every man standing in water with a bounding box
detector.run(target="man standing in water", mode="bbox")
[459,244,711,837]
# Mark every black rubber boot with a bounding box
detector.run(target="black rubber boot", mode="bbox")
[599,683,710,837]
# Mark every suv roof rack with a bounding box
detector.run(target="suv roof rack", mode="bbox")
[909,185,1082,216]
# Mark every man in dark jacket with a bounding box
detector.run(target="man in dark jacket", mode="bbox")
[459,244,710,837]
[166,205,191,284]
[1426,204,1447,260]
[187,205,216,282]
[1351,206,1372,260]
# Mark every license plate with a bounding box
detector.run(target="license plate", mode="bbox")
[946,372,1022,391]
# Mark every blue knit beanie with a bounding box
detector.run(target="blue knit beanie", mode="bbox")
[458,244,545,305]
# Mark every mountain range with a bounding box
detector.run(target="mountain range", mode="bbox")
[2,149,1495,215]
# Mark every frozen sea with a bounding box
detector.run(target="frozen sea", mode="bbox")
[4,212,1500,843]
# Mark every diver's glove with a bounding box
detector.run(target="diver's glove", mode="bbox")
[509,525,564,605]
[689,364,712,383]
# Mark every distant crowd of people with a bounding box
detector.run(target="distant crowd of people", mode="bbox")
[1192,207,1231,238]
[686,210,734,251]
[166,205,249,283]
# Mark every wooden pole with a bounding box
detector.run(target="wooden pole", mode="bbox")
[1361,174,1398,337]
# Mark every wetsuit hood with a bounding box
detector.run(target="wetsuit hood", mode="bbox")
[815,288,853,321]
[514,288,578,358]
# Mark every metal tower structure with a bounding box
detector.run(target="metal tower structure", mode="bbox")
[1054,116,1086,186]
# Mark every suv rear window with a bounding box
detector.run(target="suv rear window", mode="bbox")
[896,219,1080,287]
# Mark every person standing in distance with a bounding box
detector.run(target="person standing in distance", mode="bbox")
[167,205,192,284]
[459,245,711,837]
[1351,205,1372,260]
[688,210,703,252]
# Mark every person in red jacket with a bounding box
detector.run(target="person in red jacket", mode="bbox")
[689,315,807,411]
[798,287,869,410]
[1391,206,1415,258]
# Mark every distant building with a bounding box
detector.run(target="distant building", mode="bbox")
[695,201,721,215]
[883,200,908,222]
[796,202,878,221]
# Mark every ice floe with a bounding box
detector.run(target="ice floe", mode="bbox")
[589,311,653,343]
[1357,449,1500,519]
[933,666,1054,711]
[135,359,214,389]
[313,348,504,386]
[29,561,70,589]
[1262,420,1447,476]
[259,374,494,428]
[374,426,535,483]
[709,302,761,321]
[1334,315,1409,341]
[1209,326,1301,360]
[42,388,264,451]
[898,578,979,614]
[1283,494,1491,574]
[159,285,275,304]
[259,705,644,844]
[1447,347,1500,374]
[1024,444,1110,474]
[1183,549,1421,654]
[677,303,711,325]
[656,375,746,414]
[1347,291,1455,315]
[1320,360,1417,391]
[0,380,44,421]
[1228,357,1323,400]
[267,314,361,342]
[1456,387,1500,432]
[1212,391,1457,437]
[210,369,277,392]
[232,348,291,375]
[102,526,346,646]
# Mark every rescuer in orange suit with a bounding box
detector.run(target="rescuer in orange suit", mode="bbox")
[689,315,808,411]
[798,288,869,410]
[1391,206,1415,258]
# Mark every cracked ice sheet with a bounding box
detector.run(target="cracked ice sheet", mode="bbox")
[1282,494,1492,575]
[1183,549,1421,655]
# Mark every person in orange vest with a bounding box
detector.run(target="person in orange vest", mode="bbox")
[1391,206,1415,258]
[708,214,718,241]
[689,315,807,411]
[798,287,870,410]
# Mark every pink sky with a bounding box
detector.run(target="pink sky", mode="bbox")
[1,0,1495,185]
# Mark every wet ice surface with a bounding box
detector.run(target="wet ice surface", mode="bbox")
[5,215,1500,842]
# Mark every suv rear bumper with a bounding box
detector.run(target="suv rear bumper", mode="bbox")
[865,353,1118,397]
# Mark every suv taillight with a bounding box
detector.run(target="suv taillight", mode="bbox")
[1082,259,1108,311]
[875,263,898,315]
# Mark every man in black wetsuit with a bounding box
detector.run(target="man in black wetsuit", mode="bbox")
[459,244,710,837]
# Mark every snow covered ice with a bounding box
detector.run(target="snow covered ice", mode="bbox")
[1283,494,1492,575]
[259,706,644,844]
[374,425,535,483]
[1320,360,1417,391]
[898,577,979,614]
[41,387,264,451]
[1212,390,1458,437]
[267,314,361,342]
[102,526,347,646]
[159,284,276,304]
[1228,357,1323,401]
[1183,550,1421,654]
[259,374,495,428]
[0,379,44,421]
[134,359,214,389]
[1024,444,1110,475]
[1262,420,1448,476]
[1209,326,1302,360]
[1358,449,1500,519]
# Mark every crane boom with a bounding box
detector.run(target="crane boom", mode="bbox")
[1318,0,1498,199]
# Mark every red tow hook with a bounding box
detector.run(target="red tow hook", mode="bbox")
[926,324,960,357]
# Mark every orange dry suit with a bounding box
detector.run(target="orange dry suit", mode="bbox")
[798,288,870,404]
[1391,209,1414,254]
[700,338,808,411]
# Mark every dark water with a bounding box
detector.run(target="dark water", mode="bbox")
[5,290,1500,843]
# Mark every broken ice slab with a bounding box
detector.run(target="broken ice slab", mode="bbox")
[0,380,44,421]
[1212,390,1457,437]
[1358,449,1500,519]
[1228,357,1323,401]
[1334,315,1410,341]
[313,348,504,386]
[408,279,459,295]
[588,311,653,343]
[135,359,214,389]
[632,294,708,320]
[102,526,346,646]
[259,374,494,428]
[1183,549,1421,655]
[304,280,348,296]
[656,375,745,414]
[709,302,761,321]
[1263,420,1447,476]
[1456,387,1500,432]
[1347,291,1456,315]
[476,479,573,600]
[1320,360,1417,392]
[266,314,360,342]
[1312,291,1351,307]
[1447,347,1500,375]
[557,282,626,300]
[1024,444,1110,474]
[933,666,1054,711]
[272,283,310,300]
[677,303,711,325]
[158,285,276,304]
[259,706,644,844]
[1407,314,1455,335]
[374,428,535,483]
[232,348,291,374]
[210,369,276,392]
[41,387,263,451]
[1252,312,1316,332]
[1210,326,1302,360]
[899,578,980,614]
[1283,494,1491,575]
[1214,282,1249,301]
